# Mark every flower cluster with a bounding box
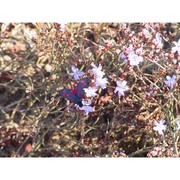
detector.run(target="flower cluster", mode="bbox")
[82,63,109,114]
[147,146,164,157]
[84,63,109,99]
[147,146,176,157]
[68,64,109,115]
[68,65,93,115]
[68,63,130,114]
[88,63,108,89]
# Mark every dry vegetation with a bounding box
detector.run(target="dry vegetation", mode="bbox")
[0,23,179,157]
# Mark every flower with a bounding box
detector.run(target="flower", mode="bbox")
[88,63,108,90]
[95,77,108,89]
[172,39,180,54]
[114,80,128,97]
[175,119,180,130]
[153,119,167,135]
[164,75,176,89]
[154,32,163,48]
[84,87,98,97]
[69,65,84,80]
[80,101,94,115]
[128,51,143,66]
[120,52,126,60]
[67,106,71,110]
[89,63,105,78]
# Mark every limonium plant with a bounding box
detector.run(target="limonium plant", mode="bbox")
[57,23,179,157]
[2,23,179,157]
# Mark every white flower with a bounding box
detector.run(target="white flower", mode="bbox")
[84,87,98,97]
[69,65,84,80]
[89,63,105,78]
[95,77,108,89]
[172,39,180,54]
[164,75,176,89]
[153,119,167,135]
[114,80,128,97]
[80,101,94,115]
[128,51,143,66]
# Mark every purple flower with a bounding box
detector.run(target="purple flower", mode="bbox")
[114,80,128,97]
[120,52,126,60]
[164,75,176,89]
[153,119,167,135]
[84,87,98,97]
[67,106,71,110]
[69,65,84,80]
[172,39,180,54]
[80,101,94,115]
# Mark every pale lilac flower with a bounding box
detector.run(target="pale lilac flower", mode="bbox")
[128,51,143,66]
[95,77,108,89]
[120,52,126,60]
[114,80,128,97]
[80,101,94,115]
[154,32,163,48]
[89,63,105,78]
[120,52,128,63]
[164,75,176,89]
[84,87,98,97]
[172,39,180,54]
[153,119,167,135]
[69,65,84,80]
[175,119,180,130]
